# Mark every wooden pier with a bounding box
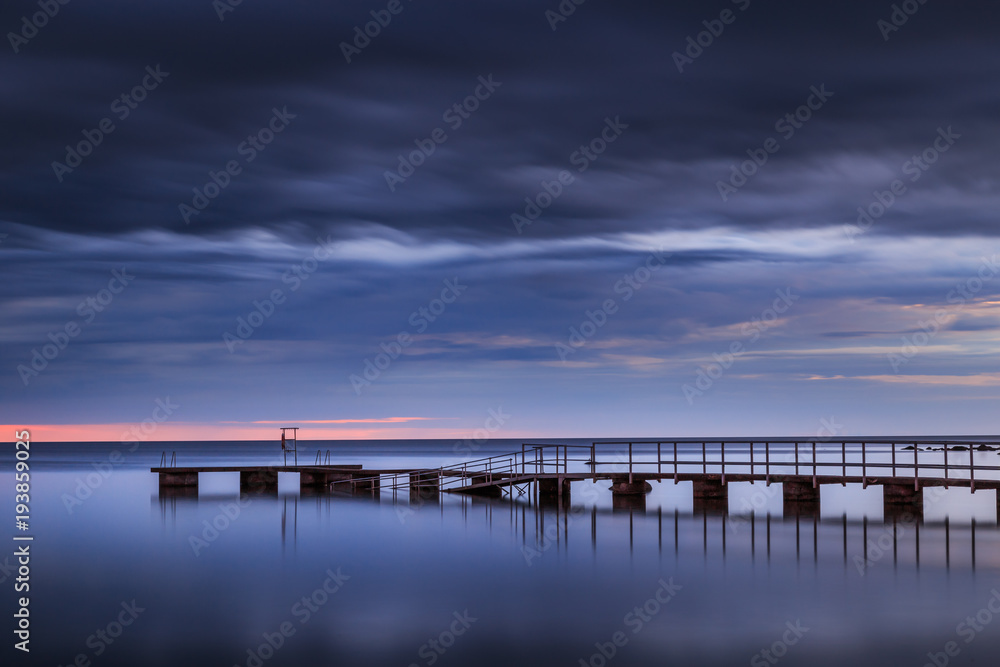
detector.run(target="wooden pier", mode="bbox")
[151,438,1000,517]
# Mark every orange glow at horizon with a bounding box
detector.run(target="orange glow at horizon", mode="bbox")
[3,421,523,442]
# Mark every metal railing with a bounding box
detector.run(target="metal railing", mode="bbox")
[591,440,1000,492]
[159,451,176,467]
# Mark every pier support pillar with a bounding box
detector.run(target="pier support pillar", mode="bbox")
[159,471,198,488]
[409,472,440,503]
[783,481,820,517]
[609,476,652,496]
[883,483,922,514]
[692,478,727,515]
[783,481,820,503]
[300,471,332,488]
[692,478,727,500]
[240,470,277,493]
[539,477,572,500]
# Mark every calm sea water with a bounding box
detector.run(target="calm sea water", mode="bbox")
[3,438,1000,666]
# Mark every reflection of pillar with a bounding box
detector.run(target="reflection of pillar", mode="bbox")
[409,471,440,504]
[351,473,380,495]
[783,481,820,517]
[692,478,727,514]
[612,492,646,513]
[883,483,923,518]
[159,471,198,488]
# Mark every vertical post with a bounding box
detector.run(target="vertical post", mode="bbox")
[794,441,799,476]
[673,441,678,484]
[721,441,725,485]
[891,442,896,478]
[522,443,526,475]
[812,441,817,487]
[658,442,661,476]
[628,442,633,485]
[914,445,919,491]
[702,441,707,474]
[841,441,846,484]
[750,442,754,476]
[944,443,949,488]
[970,449,976,494]
[861,441,866,485]
[563,445,567,474]
[765,441,770,485]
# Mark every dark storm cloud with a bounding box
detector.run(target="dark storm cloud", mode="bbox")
[2,0,998,241]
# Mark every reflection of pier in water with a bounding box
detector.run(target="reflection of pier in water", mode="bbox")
[155,489,996,572]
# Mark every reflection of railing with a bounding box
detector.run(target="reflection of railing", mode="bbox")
[159,451,176,467]
[592,440,1000,491]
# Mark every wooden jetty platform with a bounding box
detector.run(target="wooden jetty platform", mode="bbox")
[151,438,1000,516]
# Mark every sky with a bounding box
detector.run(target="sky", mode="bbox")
[2,0,999,441]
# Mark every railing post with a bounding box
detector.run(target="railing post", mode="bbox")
[943,443,949,488]
[765,441,770,486]
[970,448,976,494]
[750,442,754,476]
[841,441,846,484]
[658,442,661,476]
[673,442,678,484]
[794,441,799,476]
[913,445,919,491]
[861,442,866,487]
[721,442,726,485]
[702,441,706,474]
[522,443,526,475]
[812,441,817,487]
[891,442,896,478]
[628,442,633,484]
